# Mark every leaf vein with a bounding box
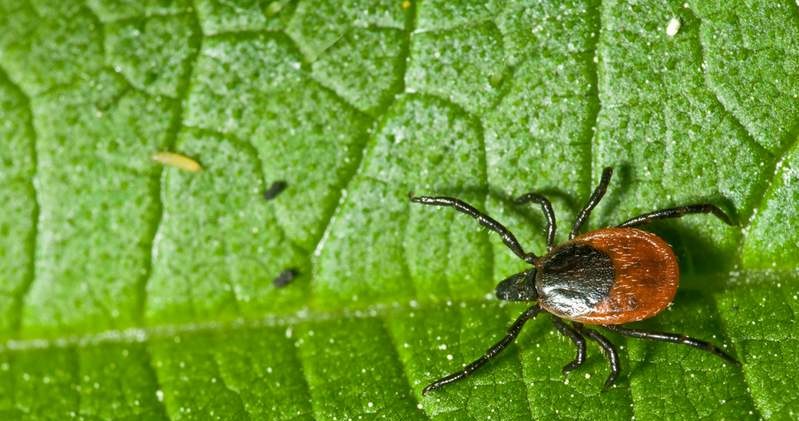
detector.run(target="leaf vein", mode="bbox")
[380,317,430,420]
[141,345,172,420]
[136,3,203,323]
[304,0,417,293]
[586,0,602,199]
[210,351,253,421]
[0,64,41,336]
[690,7,769,160]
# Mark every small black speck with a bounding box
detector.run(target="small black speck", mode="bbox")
[264,180,288,200]
[273,268,298,288]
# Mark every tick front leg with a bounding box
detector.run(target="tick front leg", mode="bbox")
[570,167,613,239]
[410,195,537,263]
[514,192,557,251]
[551,318,586,373]
[577,326,621,389]
[422,305,542,395]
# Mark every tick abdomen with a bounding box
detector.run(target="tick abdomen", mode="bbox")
[537,228,679,325]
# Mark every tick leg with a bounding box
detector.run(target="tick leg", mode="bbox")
[551,318,586,373]
[410,195,536,263]
[577,326,621,389]
[603,325,738,364]
[422,305,542,395]
[617,204,734,228]
[514,192,557,251]
[570,167,613,239]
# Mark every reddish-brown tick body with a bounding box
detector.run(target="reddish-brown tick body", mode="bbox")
[536,227,679,325]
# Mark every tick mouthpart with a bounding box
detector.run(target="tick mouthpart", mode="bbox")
[495,269,538,301]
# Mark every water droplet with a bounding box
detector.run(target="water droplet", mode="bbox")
[666,17,681,37]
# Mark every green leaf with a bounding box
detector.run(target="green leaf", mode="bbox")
[1,0,798,419]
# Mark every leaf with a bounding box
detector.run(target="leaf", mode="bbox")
[0,0,798,419]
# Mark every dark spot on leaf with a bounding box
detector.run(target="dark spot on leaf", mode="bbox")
[273,268,298,288]
[264,180,288,201]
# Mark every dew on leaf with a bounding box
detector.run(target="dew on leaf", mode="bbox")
[666,17,681,37]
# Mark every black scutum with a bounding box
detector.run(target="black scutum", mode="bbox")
[536,244,614,318]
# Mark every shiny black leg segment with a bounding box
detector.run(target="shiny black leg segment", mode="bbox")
[577,325,620,389]
[603,325,738,364]
[570,167,614,240]
[552,318,586,373]
[515,192,557,251]
[617,204,734,228]
[422,305,542,395]
[411,195,536,263]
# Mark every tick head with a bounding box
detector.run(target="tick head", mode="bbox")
[495,269,538,301]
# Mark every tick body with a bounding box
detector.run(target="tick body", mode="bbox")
[412,167,738,394]
[538,227,679,325]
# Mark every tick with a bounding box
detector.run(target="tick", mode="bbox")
[411,167,738,394]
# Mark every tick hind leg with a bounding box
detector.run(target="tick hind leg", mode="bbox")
[570,167,614,239]
[575,325,621,389]
[552,318,586,373]
[603,325,738,364]
[617,204,734,228]
[422,305,543,395]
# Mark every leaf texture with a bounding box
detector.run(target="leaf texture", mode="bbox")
[0,0,798,419]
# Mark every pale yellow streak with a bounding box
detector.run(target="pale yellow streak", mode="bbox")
[151,151,203,173]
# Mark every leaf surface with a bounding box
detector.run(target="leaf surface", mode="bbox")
[0,0,798,419]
